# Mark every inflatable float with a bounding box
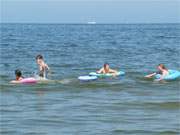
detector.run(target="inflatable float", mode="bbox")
[20,77,37,84]
[78,75,98,81]
[89,71,125,78]
[155,70,180,81]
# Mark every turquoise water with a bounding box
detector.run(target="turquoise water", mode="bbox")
[0,24,180,135]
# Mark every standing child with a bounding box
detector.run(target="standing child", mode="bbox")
[36,55,50,78]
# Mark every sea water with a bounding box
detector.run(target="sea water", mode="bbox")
[0,23,180,135]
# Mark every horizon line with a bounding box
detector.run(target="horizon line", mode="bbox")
[1,22,180,25]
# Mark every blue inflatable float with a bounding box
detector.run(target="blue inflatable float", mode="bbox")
[78,75,98,81]
[155,70,180,81]
[89,71,125,78]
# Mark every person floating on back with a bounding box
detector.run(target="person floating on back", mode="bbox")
[36,55,50,79]
[10,69,24,83]
[97,63,118,76]
[145,64,169,81]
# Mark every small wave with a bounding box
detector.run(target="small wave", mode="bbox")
[154,35,180,39]
[22,118,66,126]
[0,130,19,135]
[0,74,9,79]
[56,78,73,84]
[113,129,179,135]
[144,101,180,110]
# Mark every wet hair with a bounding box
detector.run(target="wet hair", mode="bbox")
[15,69,22,77]
[36,54,43,60]
[158,64,167,70]
[104,63,109,68]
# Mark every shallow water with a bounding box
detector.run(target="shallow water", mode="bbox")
[0,23,180,135]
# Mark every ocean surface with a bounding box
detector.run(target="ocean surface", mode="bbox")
[0,23,180,135]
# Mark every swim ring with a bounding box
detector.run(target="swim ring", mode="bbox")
[155,70,180,80]
[78,75,98,81]
[89,71,125,78]
[20,77,37,84]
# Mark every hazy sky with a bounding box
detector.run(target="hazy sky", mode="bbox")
[1,0,180,23]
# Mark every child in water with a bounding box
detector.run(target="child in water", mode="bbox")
[36,55,50,79]
[10,69,23,83]
[145,64,169,81]
[97,63,118,76]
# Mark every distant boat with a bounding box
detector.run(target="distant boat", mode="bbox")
[87,21,96,24]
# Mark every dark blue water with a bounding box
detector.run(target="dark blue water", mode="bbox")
[0,23,180,135]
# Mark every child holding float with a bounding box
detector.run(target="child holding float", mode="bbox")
[10,69,37,84]
[145,64,169,81]
[10,69,24,83]
[145,64,180,81]
[97,63,118,76]
[79,63,125,81]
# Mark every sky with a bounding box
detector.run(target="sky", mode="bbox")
[1,0,180,23]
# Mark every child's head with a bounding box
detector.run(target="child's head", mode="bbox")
[15,69,22,79]
[104,63,109,70]
[157,64,167,71]
[36,54,43,64]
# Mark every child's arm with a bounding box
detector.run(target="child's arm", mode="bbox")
[145,73,156,78]
[97,68,103,74]
[10,80,21,84]
[109,69,118,77]
[109,69,118,74]
[45,63,50,71]
[39,65,43,71]
[45,63,52,78]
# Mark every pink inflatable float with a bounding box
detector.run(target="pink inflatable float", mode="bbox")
[20,77,37,84]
